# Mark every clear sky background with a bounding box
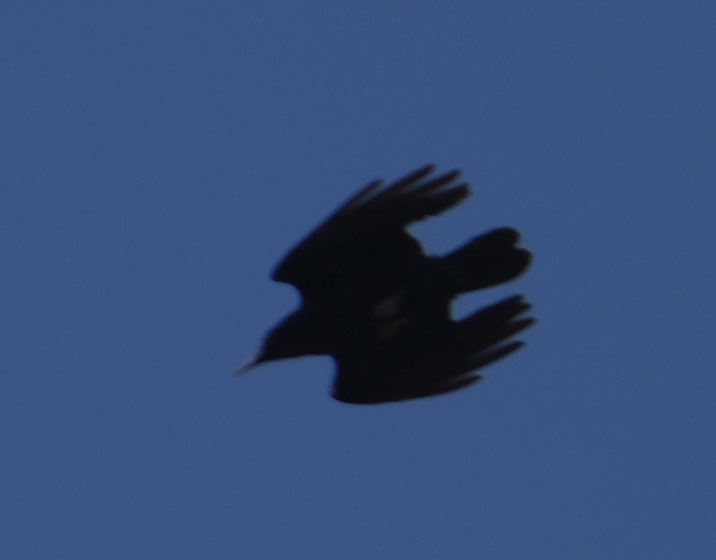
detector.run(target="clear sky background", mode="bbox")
[2,2,714,559]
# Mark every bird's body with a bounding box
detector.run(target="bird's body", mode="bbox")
[241,164,534,404]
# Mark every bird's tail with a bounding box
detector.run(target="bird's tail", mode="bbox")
[440,227,531,294]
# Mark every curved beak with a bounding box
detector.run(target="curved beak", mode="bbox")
[234,354,260,376]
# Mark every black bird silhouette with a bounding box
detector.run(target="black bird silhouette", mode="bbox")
[239,164,534,404]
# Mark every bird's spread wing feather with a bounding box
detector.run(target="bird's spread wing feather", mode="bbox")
[331,295,534,404]
[271,164,470,297]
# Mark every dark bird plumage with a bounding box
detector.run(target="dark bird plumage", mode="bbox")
[240,164,535,404]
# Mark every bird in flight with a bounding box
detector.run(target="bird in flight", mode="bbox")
[239,164,534,404]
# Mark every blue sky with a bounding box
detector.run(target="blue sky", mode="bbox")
[2,1,715,558]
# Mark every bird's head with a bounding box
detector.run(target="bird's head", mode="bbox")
[235,308,326,375]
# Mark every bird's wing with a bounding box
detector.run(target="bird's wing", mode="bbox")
[271,164,470,297]
[330,295,534,404]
